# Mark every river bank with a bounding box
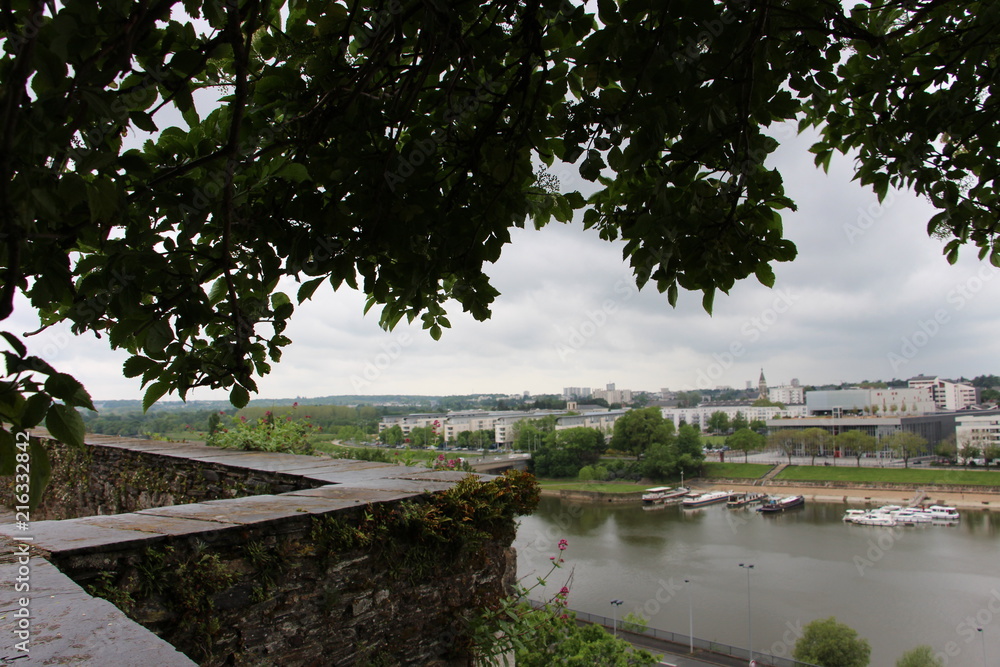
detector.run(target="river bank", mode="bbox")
[702,482,1000,510]
[537,480,1000,510]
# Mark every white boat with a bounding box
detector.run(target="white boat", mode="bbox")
[682,490,733,508]
[851,512,897,527]
[843,509,867,523]
[642,486,689,503]
[891,508,932,524]
[927,505,961,521]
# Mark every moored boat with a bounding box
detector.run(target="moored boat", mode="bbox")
[642,486,689,503]
[727,492,768,508]
[682,490,734,508]
[758,495,805,513]
[843,509,867,522]
[851,511,897,526]
[927,505,961,522]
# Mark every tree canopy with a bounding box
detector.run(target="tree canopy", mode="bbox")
[5,0,1000,457]
[793,617,872,667]
[610,406,674,459]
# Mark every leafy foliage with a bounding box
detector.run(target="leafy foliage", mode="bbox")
[471,540,657,667]
[530,427,606,478]
[895,645,944,667]
[726,427,765,462]
[610,407,675,459]
[6,0,1000,454]
[793,617,871,667]
[207,410,314,454]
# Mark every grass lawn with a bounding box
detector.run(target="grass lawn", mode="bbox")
[702,462,775,479]
[535,479,650,493]
[775,465,1000,486]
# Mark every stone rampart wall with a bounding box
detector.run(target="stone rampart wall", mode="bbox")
[0,432,531,666]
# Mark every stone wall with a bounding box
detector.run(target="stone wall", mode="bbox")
[0,434,322,521]
[0,432,536,666]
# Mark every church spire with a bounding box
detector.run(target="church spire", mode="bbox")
[758,368,768,400]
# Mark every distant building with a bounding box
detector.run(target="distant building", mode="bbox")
[563,387,592,399]
[769,385,805,405]
[806,387,935,416]
[757,369,768,401]
[592,385,633,405]
[908,376,979,411]
[661,403,807,429]
[955,413,1000,462]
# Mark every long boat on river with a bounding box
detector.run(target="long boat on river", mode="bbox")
[682,490,735,508]
[641,486,690,504]
[757,495,806,513]
[727,492,768,508]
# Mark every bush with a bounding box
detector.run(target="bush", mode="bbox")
[207,410,314,454]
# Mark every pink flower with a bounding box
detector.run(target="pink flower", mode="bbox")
[265,410,272,416]
[239,416,247,423]
[558,539,568,551]
[293,402,299,408]
[559,586,569,596]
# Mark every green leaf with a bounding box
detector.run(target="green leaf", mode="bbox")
[130,111,159,133]
[143,381,171,412]
[123,355,157,379]
[297,277,325,303]
[702,288,716,315]
[44,373,96,411]
[21,393,52,429]
[1,332,27,357]
[754,264,776,288]
[276,163,311,183]
[45,403,85,449]
[230,384,251,409]
[28,440,52,511]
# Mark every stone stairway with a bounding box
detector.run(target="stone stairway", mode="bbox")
[755,462,789,486]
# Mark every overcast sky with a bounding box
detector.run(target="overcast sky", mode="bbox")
[12,123,1000,402]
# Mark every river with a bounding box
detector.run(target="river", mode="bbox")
[514,496,1000,666]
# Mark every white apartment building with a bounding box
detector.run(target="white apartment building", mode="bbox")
[954,413,1000,461]
[908,376,980,411]
[592,386,633,404]
[768,385,805,405]
[661,403,807,429]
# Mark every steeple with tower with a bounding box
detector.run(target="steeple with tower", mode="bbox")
[757,368,768,401]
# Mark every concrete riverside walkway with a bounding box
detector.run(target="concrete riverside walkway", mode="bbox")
[0,431,479,665]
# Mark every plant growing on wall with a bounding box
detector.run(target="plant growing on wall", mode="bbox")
[207,409,314,454]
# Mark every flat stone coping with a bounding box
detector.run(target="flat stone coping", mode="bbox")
[0,536,196,665]
[0,431,491,663]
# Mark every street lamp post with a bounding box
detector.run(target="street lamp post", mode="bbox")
[739,563,755,666]
[685,579,694,654]
[610,599,624,637]
[978,627,987,667]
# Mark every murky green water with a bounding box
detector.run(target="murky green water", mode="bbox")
[514,496,1000,666]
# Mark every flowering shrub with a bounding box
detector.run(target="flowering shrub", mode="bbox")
[206,409,315,454]
[429,453,474,472]
[469,540,658,666]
